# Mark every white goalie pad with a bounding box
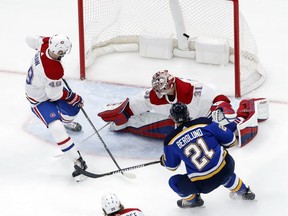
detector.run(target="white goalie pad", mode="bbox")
[254,98,269,122]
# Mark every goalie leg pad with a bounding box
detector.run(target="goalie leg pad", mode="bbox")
[237,98,269,122]
[237,119,258,147]
[123,119,174,138]
[236,99,258,147]
[98,98,133,125]
[110,112,175,138]
[252,98,269,122]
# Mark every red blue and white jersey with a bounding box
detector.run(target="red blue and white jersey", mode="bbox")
[129,77,217,119]
[25,36,65,106]
[117,208,144,216]
[149,77,218,118]
[163,117,236,182]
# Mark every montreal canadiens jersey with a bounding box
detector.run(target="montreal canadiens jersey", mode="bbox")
[25,36,65,106]
[117,208,144,216]
[163,117,236,182]
[148,77,218,119]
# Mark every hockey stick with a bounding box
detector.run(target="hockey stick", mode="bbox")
[74,160,161,178]
[80,122,110,143]
[62,78,136,179]
[54,122,110,158]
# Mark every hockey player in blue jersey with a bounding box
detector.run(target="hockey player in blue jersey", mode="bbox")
[160,102,255,208]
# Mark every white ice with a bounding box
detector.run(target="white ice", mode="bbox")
[0,0,287,216]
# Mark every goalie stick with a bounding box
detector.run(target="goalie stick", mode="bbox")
[74,160,161,178]
[62,78,134,178]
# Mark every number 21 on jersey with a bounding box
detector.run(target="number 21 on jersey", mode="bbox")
[184,138,214,170]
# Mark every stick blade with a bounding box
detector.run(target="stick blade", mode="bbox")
[122,172,136,179]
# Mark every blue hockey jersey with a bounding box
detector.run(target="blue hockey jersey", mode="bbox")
[163,117,236,182]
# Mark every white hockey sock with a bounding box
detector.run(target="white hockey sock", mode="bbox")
[48,120,79,162]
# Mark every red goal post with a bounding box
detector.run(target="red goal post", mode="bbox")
[78,0,265,98]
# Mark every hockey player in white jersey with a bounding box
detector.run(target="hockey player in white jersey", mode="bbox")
[101,193,144,216]
[98,70,269,146]
[25,34,87,181]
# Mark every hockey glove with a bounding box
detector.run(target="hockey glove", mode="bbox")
[66,91,84,107]
[210,95,235,125]
[98,98,133,126]
[211,101,236,125]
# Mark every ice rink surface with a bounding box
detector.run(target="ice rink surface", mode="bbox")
[0,0,287,216]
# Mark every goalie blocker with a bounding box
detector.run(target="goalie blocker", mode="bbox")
[98,98,132,126]
[98,98,269,146]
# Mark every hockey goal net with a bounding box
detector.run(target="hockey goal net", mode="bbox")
[78,0,265,97]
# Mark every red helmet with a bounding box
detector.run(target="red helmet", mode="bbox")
[151,70,175,98]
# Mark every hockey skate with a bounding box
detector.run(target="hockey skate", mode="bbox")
[177,194,204,208]
[72,154,88,182]
[229,187,256,200]
[64,122,82,132]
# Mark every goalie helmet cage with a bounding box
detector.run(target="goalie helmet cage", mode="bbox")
[77,0,265,98]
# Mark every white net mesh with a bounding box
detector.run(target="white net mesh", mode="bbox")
[81,0,265,96]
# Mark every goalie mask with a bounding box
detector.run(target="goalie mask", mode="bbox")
[49,34,72,57]
[101,193,121,214]
[170,102,190,124]
[151,70,176,98]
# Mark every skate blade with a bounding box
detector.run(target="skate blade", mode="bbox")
[74,174,88,182]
